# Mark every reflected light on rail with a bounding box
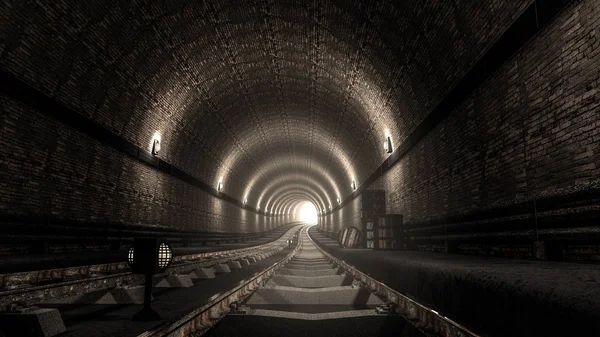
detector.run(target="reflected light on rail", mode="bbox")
[298,202,318,224]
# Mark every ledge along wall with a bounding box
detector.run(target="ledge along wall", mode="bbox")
[0,91,295,235]
[321,0,600,261]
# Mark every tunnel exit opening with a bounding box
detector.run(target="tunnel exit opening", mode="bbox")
[297,202,318,225]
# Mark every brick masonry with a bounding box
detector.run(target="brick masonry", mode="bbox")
[1,0,598,241]
[384,0,600,225]
[0,93,291,233]
[0,0,530,215]
[326,0,600,251]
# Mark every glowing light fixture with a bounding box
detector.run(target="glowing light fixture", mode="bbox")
[384,136,393,154]
[329,204,332,210]
[243,197,248,205]
[157,243,172,269]
[336,197,341,204]
[127,247,135,265]
[152,138,161,156]
[351,180,356,191]
[217,177,223,191]
[127,238,173,321]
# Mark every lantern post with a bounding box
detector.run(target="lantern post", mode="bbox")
[127,238,173,321]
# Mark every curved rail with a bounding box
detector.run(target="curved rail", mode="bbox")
[0,224,303,311]
[136,225,307,337]
[306,226,480,337]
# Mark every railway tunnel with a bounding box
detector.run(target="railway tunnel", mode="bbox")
[0,0,599,336]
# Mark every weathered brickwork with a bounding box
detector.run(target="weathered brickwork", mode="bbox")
[3,0,595,240]
[381,0,600,230]
[0,94,290,233]
[324,0,600,243]
[0,0,529,211]
[319,196,361,234]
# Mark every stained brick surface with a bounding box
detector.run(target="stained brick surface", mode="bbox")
[0,94,289,232]
[0,0,529,218]
[383,0,600,227]
[326,0,600,240]
[1,1,598,238]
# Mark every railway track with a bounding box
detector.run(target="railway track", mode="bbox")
[140,225,479,337]
[0,223,479,337]
[0,224,299,311]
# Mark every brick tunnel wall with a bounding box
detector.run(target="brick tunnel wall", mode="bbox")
[326,0,600,257]
[319,197,361,234]
[384,0,600,221]
[0,94,291,233]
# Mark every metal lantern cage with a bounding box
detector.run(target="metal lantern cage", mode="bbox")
[128,247,135,266]
[127,238,173,321]
[157,242,172,269]
[127,238,173,274]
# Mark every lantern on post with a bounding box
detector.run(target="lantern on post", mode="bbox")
[127,238,173,321]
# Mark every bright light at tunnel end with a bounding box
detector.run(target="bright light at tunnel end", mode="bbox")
[298,202,318,225]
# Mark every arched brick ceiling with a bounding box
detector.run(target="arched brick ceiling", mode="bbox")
[0,0,529,215]
[264,182,328,213]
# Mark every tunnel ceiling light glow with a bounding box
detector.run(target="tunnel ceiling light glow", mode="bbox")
[217,177,223,191]
[351,180,356,191]
[298,202,318,224]
[384,136,393,154]
[336,197,341,204]
[243,197,248,205]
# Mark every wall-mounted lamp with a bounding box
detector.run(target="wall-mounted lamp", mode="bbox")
[336,197,341,204]
[152,139,161,156]
[384,136,393,154]
[243,198,248,205]
[329,204,332,210]
[217,177,223,191]
[351,180,356,191]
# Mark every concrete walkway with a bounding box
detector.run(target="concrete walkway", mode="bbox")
[309,226,600,337]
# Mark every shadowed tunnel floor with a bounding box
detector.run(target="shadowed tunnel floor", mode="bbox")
[205,226,427,337]
[204,316,425,337]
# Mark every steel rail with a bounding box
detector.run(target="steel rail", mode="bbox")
[307,228,480,337]
[0,225,298,289]
[0,225,302,311]
[136,225,307,337]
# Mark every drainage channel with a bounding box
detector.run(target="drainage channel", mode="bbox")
[202,225,428,337]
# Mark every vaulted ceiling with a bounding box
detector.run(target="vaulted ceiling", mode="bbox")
[0,0,529,215]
